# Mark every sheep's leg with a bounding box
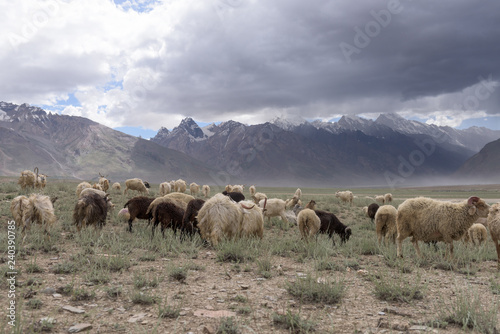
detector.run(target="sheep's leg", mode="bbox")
[494,238,500,270]
[412,239,422,257]
[447,242,454,258]
[127,218,133,233]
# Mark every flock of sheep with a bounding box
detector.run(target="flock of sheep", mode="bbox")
[8,170,500,269]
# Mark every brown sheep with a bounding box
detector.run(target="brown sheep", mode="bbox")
[123,196,155,232]
[73,192,111,231]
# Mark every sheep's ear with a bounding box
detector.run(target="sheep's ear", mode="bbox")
[468,206,477,215]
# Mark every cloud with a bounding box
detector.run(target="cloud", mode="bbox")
[1,0,499,131]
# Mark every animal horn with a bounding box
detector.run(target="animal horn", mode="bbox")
[263,197,267,212]
[467,196,480,206]
[240,203,255,210]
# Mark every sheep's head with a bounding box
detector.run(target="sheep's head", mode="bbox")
[488,203,500,223]
[144,181,150,188]
[305,200,316,210]
[341,226,352,243]
[467,196,489,217]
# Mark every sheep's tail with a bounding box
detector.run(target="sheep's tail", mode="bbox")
[124,199,131,209]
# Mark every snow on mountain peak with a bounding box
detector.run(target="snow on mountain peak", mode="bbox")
[272,115,307,131]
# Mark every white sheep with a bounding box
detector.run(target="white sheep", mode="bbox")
[202,185,211,198]
[18,169,36,189]
[174,179,187,193]
[231,185,244,193]
[159,182,171,196]
[20,194,57,242]
[10,195,29,226]
[111,182,121,192]
[76,181,92,197]
[124,178,149,195]
[98,173,109,192]
[487,203,500,269]
[258,198,288,224]
[374,205,398,245]
[297,208,320,242]
[197,194,263,246]
[79,187,107,199]
[249,185,256,196]
[251,192,267,204]
[462,223,488,246]
[335,191,353,206]
[92,183,103,191]
[190,182,200,196]
[294,188,302,199]
[285,196,302,209]
[375,195,385,205]
[396,196,490,257]
[384,193,393,203]
[35,173,48,189]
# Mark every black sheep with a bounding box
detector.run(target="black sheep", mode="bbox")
[314,210,352,245]
[123,196,155,232]
[152,202,185,238]
[182,199,205,236]
[367,203,379,222]
[222,190,245,202]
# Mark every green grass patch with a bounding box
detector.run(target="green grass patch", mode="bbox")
[286,275,345,304]
[272,310,316,333]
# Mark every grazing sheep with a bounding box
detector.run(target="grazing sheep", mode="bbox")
[117,208,130,222]
[297,208,320,242]
[259,198,288,224]
[375,195,385,205]
[76,181,92,197]
[463,223,488,246]
[239,200,264,240]
[294,188,302,199]
[10,195,29,226]
[18,169,37,189]
[124,178,149,195]
[98,173,110,192]
[396,196,490,258]
[21,194,57,241]
[73,192,111,231]
[152,201,186,238]
[224,184,233,192]
[92,183,103,191]
[222,190,245,202]
[189,182,200,196]
[79,187,107,199]
[374,205,398,245]
[487,203,500,269]
[335,191,353,206]
[197,194,263,246]
[111,182,121,192]
[159,182,171,196]
[202,185,211,198]
[145,193,193,228]
[144,181,151,189]
[284,210,298,225]
[182,199,205,236]
[249,185,256,196]
[367,203,380,223]
[251,192,267,204]
[231,185,244,193]
[384,193,393,203]
[174,179,187,193]
[197,193,243,246]
[314,210,352,245]
[123,196,155,232]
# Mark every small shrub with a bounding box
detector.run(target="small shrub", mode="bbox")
[56,284,73,296]
[25,262,43,273]
[105,286,122,299]
[131,292,157,305]
[315,260,345,272]
[138,253,156,262]
[216,241,255,263]
[236,306,252,315]
[134,273,159,288]
[441,287,498,334]
[216,317,240,334]
[158,299,181,319]
[490,277,500,295]
[51,261,77,274]
[256,258,273,279]
[286,275,345,304]
[168,266,188,283]
[372,272,425,303]
[26,299,43,309]
[231,295,248,303]
[272,310,316,333]
[71,287,95,301]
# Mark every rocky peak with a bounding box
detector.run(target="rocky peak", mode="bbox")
[175,117,205,139]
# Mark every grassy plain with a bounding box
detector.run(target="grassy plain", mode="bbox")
[0,178,499,333]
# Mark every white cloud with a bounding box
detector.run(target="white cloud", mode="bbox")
[1,0,500,132]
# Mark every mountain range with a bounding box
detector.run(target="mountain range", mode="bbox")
[0,102,214,183]
[1,101,499,186]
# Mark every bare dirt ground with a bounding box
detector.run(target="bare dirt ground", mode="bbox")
[1,182,499,334]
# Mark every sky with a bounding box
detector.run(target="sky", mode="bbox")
[1,0,500,139]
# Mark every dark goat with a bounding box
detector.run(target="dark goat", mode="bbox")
[123,196,155,232]
[144,181,151,188]
[222,190,245,202]
[367,203,379,222]
[182,199,205,236]
[152,202,185,238]
[73,192,110,231]
[314,210,352,245]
